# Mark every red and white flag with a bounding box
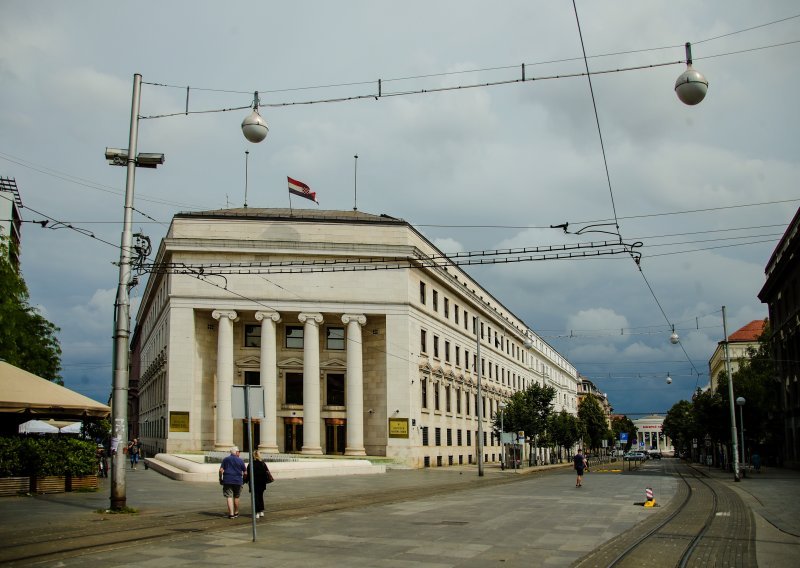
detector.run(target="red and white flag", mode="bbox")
[288,176,318,204]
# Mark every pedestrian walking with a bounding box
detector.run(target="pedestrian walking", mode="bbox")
[246,450,273,518]
[219,446,247,518]
[574,448,587,487]
[127,438,140,470]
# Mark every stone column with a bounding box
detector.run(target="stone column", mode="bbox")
[298,313,323,454]
[342,314,367,456]
[255,311,281,453]
[212,310,237,449]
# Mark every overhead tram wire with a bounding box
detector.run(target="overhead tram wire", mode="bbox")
[140,12,800,109]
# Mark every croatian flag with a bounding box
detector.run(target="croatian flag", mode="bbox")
[288,176,318,204]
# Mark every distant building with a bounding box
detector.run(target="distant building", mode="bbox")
[578,376,613,428]
[758,207,800,468]
[130,208,579,467]
[632,414,672,454]
[708,319,767,393]
[0,177,22,267]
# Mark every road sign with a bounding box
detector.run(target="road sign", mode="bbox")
[620,433,628,442]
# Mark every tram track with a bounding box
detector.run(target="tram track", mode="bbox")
[574,460,755,567]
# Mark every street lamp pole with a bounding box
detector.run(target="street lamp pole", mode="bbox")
[109,73,142,509]
[722,305,741,482]
[499,402,506,470]
[737,396,746,470]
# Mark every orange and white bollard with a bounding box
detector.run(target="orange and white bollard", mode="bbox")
[644,487,656,507]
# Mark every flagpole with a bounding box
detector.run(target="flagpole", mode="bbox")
[243,150,249,208]
[353,154,358,211]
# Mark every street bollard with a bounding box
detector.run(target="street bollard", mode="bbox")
[644,487,656,507]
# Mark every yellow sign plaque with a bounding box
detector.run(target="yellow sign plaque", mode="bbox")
[388,417,409,438]
[169,411,190,432]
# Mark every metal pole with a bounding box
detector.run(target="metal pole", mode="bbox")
[500,407,504,470]
[353,154,358,211]
[738,401,746,470]
[245,386,257,541]
[476,315,484,477]
[722,306,741,482]
[110,73,141,510]
[244,150,249,208]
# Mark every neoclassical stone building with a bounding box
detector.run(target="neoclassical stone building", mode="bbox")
[130,209,578,467]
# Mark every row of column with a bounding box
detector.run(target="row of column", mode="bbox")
[211,310,367,456]
[637,430,661,450]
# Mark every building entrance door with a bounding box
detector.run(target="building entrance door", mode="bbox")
[325,419,346,454]
[242,420,260,452]
[284,418,303,453]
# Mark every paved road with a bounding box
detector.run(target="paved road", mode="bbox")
[0,459,798,567]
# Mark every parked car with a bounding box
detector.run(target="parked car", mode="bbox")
[647,450,662,460]
[624,451,647,461]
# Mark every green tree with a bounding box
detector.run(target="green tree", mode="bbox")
[611,415,637,452]
[0,238,62,383]
[578,393,607,452]
[663,400,695,454]
[492,382,556,459]
[548,409,583,461]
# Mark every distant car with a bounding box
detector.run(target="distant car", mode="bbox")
[647,450,662,460]
[624,451,647,461]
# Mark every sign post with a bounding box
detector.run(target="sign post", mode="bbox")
[232,385,264,542]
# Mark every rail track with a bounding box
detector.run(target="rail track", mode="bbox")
[574,460,755,567]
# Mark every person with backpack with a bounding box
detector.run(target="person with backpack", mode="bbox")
[574,448,587,487]
[127,438,141,470]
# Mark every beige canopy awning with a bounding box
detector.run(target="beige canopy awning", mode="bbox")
[0,361,110,419]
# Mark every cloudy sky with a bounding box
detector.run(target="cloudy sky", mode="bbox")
[1,1,797,417]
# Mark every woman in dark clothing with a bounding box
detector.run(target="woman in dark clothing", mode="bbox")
[247,451,271,518]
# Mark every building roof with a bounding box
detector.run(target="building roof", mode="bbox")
[728,320,766,343]
[175,208,407,225]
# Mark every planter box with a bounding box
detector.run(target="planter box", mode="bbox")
[32,475,67,494]
[0,477,30,497]
[67,474,98,491]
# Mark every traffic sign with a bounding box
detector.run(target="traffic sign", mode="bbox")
[620,433,628,442]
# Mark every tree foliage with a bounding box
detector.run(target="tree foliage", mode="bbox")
[548,409,583,455]
[492,382,556,440]
[611,415,637,452]
[577,393,607,451]
[0,238,62,383]
[663,321,783,460]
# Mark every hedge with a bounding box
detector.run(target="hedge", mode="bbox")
[0,436,96,476]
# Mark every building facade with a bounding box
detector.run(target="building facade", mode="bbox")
[0,177,22,267]
[708,319,766,393]
[632,414,673,454]
[130,209,579,467]
[758,207,800,468]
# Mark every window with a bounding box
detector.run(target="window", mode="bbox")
[464,349,469,370]
[457,429,463,446]
[465,392,470,415]
[244,324,261,348]
[326,327,345,350]
[444,298,449,318]
[422,426,429,446]
[286,326,304,349]
[420,281,426,304]
[481,358,485,376]
[464,310,469,330]
[454,305,459,325]
[433,336,439,358]
[447,428,452,446]
[445,385,451,412]
[488,361,492,378]
[326,373,345,406]
[285,372,303,404]
[432,290,438,312]
[434,382,440,411]
[421,378,428,409]
[444,341,450,362]
[467,430,472,446]
[480,322,485,339]
[456,388,461,414]
[455,346,460,366]
[435,427,442,446]
[472,316,477,334]
[421,329,427,354]
[244,371,260,385]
